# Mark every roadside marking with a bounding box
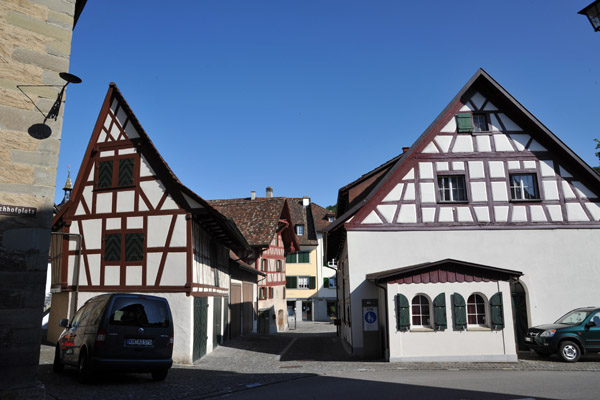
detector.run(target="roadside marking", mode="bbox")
[246,383,262,388]
[278,338,297,360]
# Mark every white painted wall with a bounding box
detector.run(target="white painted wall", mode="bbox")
[345,228,600,356]
[387,280,516,362]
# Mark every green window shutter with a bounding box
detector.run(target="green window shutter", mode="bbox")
[433,293,447,331]
[104,233,121,261]
[118,158,134,187]
[490,292,504,330]
[456,113,473,133]
[396,294,410,331]
[323,278,329,288]
[452,293,467,330]
[308,276,316,289]
[98,160,113,188]
[286,254,295,263]
[125,233,144,261]
[299,252,309,263]
[286,276,297,289]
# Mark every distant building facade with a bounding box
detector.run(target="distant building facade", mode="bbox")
[285,197,335,322]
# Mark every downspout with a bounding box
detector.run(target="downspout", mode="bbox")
[51,232,82,320]
[374,280,390,361]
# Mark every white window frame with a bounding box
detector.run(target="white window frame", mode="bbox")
[509,173,540,201]
[467,293,488,327]
[411,294,432,328]
[295,224,304,236]
[438,175,467,202]
[297,276,310,289]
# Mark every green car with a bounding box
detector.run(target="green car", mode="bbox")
[524,307,600,362]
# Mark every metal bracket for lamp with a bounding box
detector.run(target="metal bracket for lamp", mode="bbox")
[17,72,82,138]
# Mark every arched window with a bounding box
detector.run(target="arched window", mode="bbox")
[411,295,431,327]
[467,294,487,326]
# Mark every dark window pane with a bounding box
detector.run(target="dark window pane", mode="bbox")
[118,158,134,187]
[125,233,144,261]
[98,160,113,188]
[473,114,487,132]
[104,233,121,261]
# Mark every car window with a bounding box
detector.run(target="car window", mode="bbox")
[590,312,600,327]
[556,310,591,325]
[109,297,170,328]
[71,306,86,328]
[81,296,110,326]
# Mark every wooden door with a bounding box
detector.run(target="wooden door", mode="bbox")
[230,284,241,338]
[193,297,208,361]
[242,282,254,335]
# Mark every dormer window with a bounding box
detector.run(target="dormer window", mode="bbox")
[327,216,334,222]
[295,224,304,236]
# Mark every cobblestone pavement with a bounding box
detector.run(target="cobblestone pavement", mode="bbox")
[39,322,600,400]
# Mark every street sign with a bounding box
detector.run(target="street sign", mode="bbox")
[363,305,378,331]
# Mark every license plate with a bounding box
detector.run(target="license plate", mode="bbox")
[126,338,152,346]
[525,337,532,342]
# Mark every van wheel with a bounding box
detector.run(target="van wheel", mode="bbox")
[78,350,92,383]
[559,341,581,362]
[151,369,168,381]
[53,345,64,373]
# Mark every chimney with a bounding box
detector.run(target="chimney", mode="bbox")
[266,186,273,198]
[251,191,256,200]
[402,146,410,153]
[302,196,310,207]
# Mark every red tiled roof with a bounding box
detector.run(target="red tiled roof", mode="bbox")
[208,197,287,247]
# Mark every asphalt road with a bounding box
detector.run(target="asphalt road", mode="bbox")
[217,370,597,400]
[40,322,600,400]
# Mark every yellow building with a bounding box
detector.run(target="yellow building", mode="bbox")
[285,197,335,322]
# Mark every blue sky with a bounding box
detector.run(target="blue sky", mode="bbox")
[56,1,600,207]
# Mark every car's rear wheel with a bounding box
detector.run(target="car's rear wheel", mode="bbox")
[78,350,92,383]
[559,341,581,362]
[53,345,64,372]
[151,368,169,381]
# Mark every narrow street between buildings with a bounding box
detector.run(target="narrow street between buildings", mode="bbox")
[40,322,600,400]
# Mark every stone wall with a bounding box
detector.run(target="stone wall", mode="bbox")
[0,1,81,398]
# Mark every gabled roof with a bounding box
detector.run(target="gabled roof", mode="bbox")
[326,68,600,236]
[208,197,299,250]
[53,83,250,253]
[311,202,335,233]
[366,258,522,284]
[284,198,333,246]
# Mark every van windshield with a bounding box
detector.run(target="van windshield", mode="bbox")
[109,297,170,328]
[555,310,592,325]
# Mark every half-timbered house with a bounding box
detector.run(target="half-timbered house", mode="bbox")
[209,189,298,334]
[48,83,259,363]
[325,69,600,362]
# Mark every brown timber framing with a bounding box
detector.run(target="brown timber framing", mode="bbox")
[52,83,251,297]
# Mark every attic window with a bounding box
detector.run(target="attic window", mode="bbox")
[295,224,304,236]
[456,113,473,133]
[96,157,135,189]
[472,114,488,132]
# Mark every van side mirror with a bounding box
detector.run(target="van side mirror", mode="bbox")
[59,318,69,328]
